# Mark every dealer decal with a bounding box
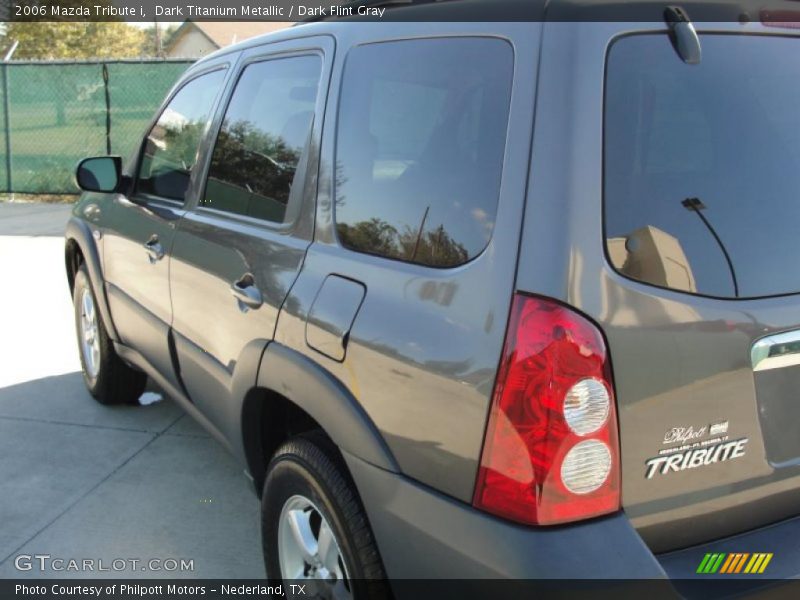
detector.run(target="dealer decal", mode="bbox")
[645,420,748,479]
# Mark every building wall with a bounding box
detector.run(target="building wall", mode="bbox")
[166,31,218,58]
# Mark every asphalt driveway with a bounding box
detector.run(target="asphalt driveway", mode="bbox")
[0,203,264,578]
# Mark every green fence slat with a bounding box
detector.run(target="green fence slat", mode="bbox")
[3,60,191,195]
[1,63,10,193]
[106,61,190,160]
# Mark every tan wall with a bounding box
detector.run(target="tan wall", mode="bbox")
[166,32,218,59]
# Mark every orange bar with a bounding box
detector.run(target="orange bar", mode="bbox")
[720,554,736,574]
[735,553,750,573]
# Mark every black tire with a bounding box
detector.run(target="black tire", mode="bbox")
[72,264,147,405]
[262,432,391,600]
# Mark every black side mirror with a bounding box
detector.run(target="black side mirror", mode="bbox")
[76,156,122,193]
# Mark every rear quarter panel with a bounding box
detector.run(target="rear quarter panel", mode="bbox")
[274,21,542,502]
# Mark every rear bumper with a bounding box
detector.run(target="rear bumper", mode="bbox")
[660,514,800,598]
[344,451,800,596]
[343,451,665,579]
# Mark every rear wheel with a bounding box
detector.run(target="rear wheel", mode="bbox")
[262,433,390,599]
[73,264,146,405]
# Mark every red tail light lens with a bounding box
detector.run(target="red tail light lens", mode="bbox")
[473,294,620,526]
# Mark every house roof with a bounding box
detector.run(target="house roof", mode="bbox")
[168,21,290,50]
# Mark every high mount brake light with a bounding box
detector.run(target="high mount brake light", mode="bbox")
[473,295,620,526]
[760,10,800,29]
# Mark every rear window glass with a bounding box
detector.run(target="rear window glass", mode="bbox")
[605,34,800,298]
[334,38,513,268]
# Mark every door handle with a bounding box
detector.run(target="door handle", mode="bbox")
[83,203,101,222]
[752,329,800,372]
[230,273,263,310]
[143,235,165,264]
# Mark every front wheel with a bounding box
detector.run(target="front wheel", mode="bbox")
[262,433,390,599]
[73,264,146,405]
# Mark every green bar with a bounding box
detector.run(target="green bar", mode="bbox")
[703,554,719,573]
[697,553,713,574]
[710,553,726,573]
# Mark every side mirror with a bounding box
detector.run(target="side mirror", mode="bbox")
[76,156,122,193]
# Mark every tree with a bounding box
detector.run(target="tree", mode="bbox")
[4,22,147,60]
[337,218,400,259]
[336,217,469,267]
[138,24,180,58]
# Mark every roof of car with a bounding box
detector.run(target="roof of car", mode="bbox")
[296,0,775,23]
[192,0,792,66]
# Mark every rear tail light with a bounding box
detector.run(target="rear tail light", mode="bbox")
[473,294,620,526]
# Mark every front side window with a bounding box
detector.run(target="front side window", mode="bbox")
[136,69,226,201]
[201,55,322,223]
[605,34,800,298]
[334,38,514,268]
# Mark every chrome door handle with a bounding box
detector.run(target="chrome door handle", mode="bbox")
[83,203,101,222]
[230,273,263,310]
[143,235,165,264]
[752,330,800,372]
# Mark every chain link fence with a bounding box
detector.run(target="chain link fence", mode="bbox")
[0,59,193,194]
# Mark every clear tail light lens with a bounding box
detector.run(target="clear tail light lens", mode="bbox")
[563,378,610,435]
[473,294,620,526]
[561,440,612,494]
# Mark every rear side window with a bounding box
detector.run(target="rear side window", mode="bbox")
[137,69,225,202]
[605,34,800,298]
[201,55,322,223]
[334,38,513,268]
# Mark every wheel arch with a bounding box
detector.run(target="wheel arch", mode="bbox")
[65,217,119,341]
[242,343,399,495]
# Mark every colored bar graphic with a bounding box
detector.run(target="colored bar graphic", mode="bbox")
[697,553,713,574]
[721,553,736,573]
[711,553,725,573]
[758,553,773,573]
[699,552,773,574]
[744,554,760,574]
[719,554,735,574]
[734,553,749,573]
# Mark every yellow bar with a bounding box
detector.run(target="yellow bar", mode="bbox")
[744,554,760,574]
[758,553,773,574]
[747,554,765,574]
[735,553,749,573]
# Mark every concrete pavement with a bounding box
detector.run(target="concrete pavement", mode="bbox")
[0,202,264,578]
[0,202,75,237]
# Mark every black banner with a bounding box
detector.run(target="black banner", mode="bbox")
[2,0,800,23]
[3,579,800,600]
